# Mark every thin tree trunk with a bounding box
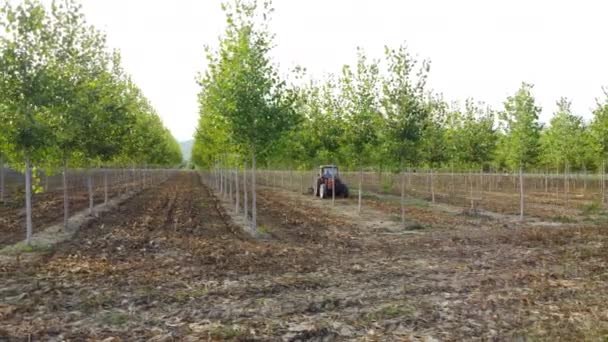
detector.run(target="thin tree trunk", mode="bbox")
[88,170,94,216]
[220,167,224,197]
[0,154,4,204]
[358,166,362,214]
[470,171,474,210]
[243,162,248,222]
[519,165,524,220]
[555,168,559,200]
[229,168,233,204]
[401,170,405,225]
[252,151,257,233]
[25,153,33,245]
[332,171,335,207]
[583,163,587,191]
[408,168,412,187]
[489,168,493,193]
[235,169,240,214]
[602,160,606,205]
[63,161,69,230]
[564,163,569,207]
[430,168,435,203]
[450,165,455,200]
[125,168,129,194]
[104,169,109,205]
[480,167,484,201]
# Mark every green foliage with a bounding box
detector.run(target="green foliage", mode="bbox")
[0,0,57,164]
[589,89,608,164]
[380,45,430,167]
[496,83,542,170]
[445,100,497,169]
[0,0,181,171]
[191,3,605,176]
[340,48,382,168]
[540,98,590,170]
[194,0,297,167]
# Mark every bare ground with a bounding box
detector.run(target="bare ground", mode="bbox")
[1,172,608,341]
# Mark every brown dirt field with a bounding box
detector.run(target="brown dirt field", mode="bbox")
[0,183,131,248]
[1,172,608,341]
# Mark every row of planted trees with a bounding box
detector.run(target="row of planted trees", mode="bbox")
[0,0,182,244]
[264,56,608,178]
[193,0,608,225]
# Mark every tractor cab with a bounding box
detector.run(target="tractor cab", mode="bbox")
[319,165,339,179]
[314,165,348,199]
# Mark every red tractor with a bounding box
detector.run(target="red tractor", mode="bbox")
[314,165,349,199]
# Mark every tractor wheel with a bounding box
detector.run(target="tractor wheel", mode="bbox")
[343,185,349,198]
[319,184,326,199]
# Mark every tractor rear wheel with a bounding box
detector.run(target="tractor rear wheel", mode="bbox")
[343,185,349,198]
[319,184,326,199]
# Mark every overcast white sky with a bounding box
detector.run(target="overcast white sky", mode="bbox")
[82,0,608,141]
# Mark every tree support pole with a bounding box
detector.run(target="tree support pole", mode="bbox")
[25,154,33,245]
[401,170,405,226]
[358,166,362,214]
[252,152,257,233]
[63,161,69,230]
[104,169,109,205]
[602,160,606,205]
[332,172,335,207]
[243,162,248,223]
[519,165,524,221]
[431,169,435,204]
[235,169,240,214]
[0,154,4,204]
[88,170,94,216]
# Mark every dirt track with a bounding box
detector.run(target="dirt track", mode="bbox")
[1,171,608,340]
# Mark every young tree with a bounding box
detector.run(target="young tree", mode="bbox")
[197,0,297,232]
[0,0,57,244]
[340,48,381,213]
[1,0,181,241]
[445,100,497,169]
[278,78,346,168]
[590,89,608,167]
[420,95,449,168]
[496,83,542,170]
[495,83,542,219]
[380,45,430,169]
[45,0,116,224]
[540,98,587,171]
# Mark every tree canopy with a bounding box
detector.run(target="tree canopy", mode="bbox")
[190,2,606,175]
[0,0,182,171]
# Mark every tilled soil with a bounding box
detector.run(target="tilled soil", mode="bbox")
[1,172,608,341]
[0,184,130,248]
